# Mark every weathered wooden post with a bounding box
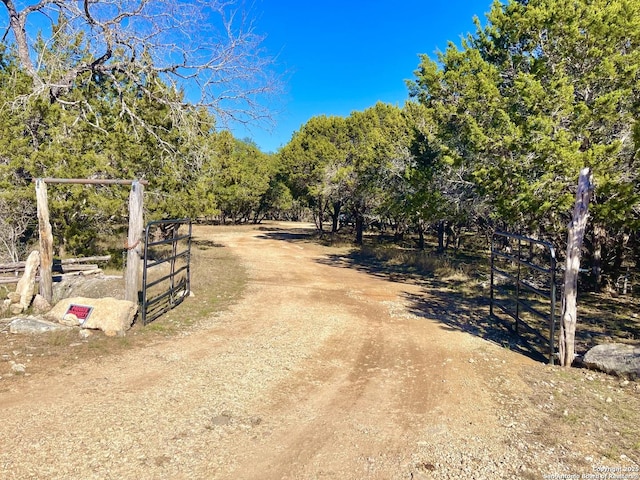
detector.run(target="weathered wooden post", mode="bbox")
[35,178,54,303]
[125,181,144,303]
[559,167,593,367]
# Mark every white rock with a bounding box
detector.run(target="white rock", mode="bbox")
[11,363,26,374]
[47,296,137,336]
[9,303,24,315]
[78,329,92,339]
[583,343,640,378]
[15,250,40,309]
[60,313,80,327]
[9,316,73,334]
[31,294,52,314]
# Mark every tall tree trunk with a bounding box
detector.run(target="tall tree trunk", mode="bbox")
[417,219,426,250]
[437,220,446,252]
[591,223,605,291]
[445,223,455,250]
[611,231,629,278]
[355,214,364,245]
[452,224,462,252]
[559,168,593,367]
[315,195,325,233]
[330,201,342,233]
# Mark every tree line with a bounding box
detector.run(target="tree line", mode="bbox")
[0,0,287,261]
[1,0,638,292]
[0,46,290,259]
[279,0,640,292]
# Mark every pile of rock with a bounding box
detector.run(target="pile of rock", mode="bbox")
[3,250,137,336]
[1,251,47,316]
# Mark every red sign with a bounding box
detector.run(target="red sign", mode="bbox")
[65,304,93,324]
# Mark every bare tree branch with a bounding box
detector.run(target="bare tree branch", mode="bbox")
[0,196,36,263]
[1,0,280,129]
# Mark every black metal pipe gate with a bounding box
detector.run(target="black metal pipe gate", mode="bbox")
[490,231,558,364]
[141,219,192,325]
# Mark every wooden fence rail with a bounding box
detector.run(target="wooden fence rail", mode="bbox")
[0,255,111,284]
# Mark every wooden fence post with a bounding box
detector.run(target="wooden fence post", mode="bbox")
[559,167,593,367]
[35,179,54,303]
[124,181,144,304]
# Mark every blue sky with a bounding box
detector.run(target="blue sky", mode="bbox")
[235,0,497,153]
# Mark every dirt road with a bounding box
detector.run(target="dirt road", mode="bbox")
[0,223,633,479]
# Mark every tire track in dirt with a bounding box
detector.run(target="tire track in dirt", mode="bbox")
[0,223,535,480]
[217,226,522,479]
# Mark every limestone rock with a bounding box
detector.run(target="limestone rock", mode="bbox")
[9,303,24,315]
[31,294,52,314]
[15,250,40,309]
[7,291,21,304]
[60,313,80,327]
[11,363,26,374]
[583,343,640,378]
[78,329,92,339]
[8,316,73,334]
[46,296,137,335]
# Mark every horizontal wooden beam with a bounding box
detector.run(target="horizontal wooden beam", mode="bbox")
[32,178,149,186]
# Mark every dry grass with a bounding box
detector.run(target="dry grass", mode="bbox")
[0,234,247,380]
[356,239,484,295]
[521,363,640,466]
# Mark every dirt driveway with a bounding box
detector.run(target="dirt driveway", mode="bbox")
[0,223,637,479]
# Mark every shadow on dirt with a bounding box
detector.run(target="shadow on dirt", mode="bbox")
[192,239,226,249]
[255,225,562,363]
[256,230,317,243]
[316,248,549,363]
[252,227,318,243]
[256,225,639,364]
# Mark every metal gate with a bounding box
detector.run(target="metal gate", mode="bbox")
[141,219,192,325]
[490,232,558,364]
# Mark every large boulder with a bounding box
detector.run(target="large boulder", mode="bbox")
[582,343,640,378]
[8,316,73,334]
[46,296,137,336]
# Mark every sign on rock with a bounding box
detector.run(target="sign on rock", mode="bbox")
[65,304,93,324]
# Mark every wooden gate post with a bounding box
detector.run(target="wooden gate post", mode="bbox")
[125,181,144,303]
[35,179,54,303]
[559,167,593,367]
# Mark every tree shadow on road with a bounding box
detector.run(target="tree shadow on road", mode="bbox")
[255,225,551,363]
[256,224,640,363]
[317,248,550,363]
[191,239,225,249]
[256,227,320,244]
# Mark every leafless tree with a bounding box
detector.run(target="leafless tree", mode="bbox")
[0,196,35,262]
[1,0,280,128]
